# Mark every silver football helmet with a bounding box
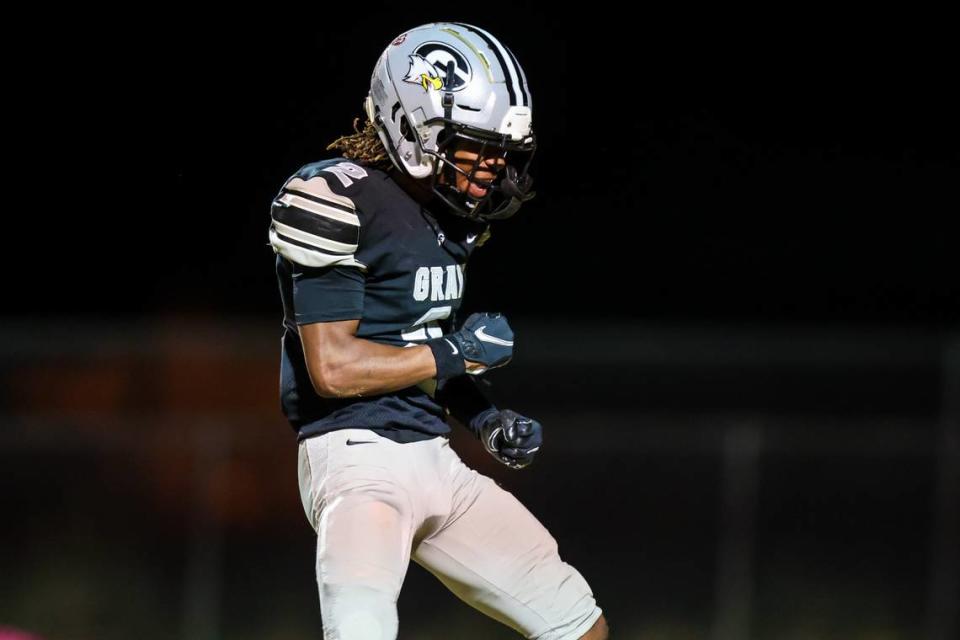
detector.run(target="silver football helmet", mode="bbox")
[364,22,536,221]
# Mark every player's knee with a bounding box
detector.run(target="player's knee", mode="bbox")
[578,613,608,640]
[319,583,398,640]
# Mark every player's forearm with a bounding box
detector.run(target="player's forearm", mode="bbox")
[309,337,437,398]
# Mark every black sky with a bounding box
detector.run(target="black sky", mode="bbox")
[8,8,958,327]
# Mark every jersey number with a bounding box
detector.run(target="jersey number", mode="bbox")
[321,162,369,188]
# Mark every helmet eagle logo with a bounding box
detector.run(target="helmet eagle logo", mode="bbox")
[403,55,443,92]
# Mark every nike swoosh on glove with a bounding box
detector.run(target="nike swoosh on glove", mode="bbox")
[450,312,514,375]
[427,312,515,380]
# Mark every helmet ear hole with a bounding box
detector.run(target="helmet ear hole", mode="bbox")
[399,116,416,143]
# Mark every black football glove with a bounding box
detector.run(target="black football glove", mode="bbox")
[472,408,542,470]
[427,312,514,380]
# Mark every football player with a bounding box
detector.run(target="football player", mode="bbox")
[269,22,608,640]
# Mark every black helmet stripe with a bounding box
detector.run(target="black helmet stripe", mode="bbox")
[451,23,523,107]
[503,46,529,107]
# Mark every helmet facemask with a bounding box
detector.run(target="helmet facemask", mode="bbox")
[428,125,536,222]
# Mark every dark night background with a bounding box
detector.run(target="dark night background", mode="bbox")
[4,8,957,326]
[2,6,958,640]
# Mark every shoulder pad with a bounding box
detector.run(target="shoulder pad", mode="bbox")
[268,159,374,270]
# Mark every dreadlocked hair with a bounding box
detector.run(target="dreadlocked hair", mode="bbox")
[327,117,393,169]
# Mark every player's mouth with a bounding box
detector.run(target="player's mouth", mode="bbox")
[468,182,490,198]
[467,173,497,199]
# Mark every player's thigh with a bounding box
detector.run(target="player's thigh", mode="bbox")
[300,430,416,592]
[412,473,602,640]
[300,430,420,639]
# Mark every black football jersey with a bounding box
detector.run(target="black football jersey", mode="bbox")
[270,157,490,443]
